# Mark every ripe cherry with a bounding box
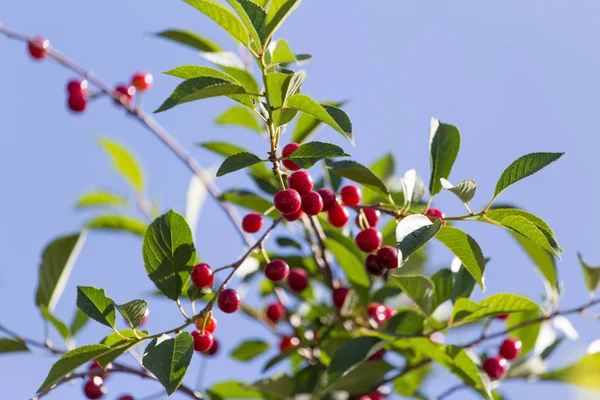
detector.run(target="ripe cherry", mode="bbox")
[279,335,299,351]
[289,171,313,195]
[357,208,381,228]
[341,185,361,206]
[328,204,349,227]
[28,37,49,60]
[274,189,302,215]
[376,246,399,269]
[118,396,134,400]
[67,79,88,96]
[266,302,285,323]
[114,85,135,105]
[361,392,383,400]
[281,143,301,171]
[425,207,446,226]
[499,338,522,360]
[332,287,349,309]
[367,303,389,325]
[301,191,323,216]
[131,72,153,91]
[496,314,510,321]
[265,259,290,282]
[218,289,240,313]
[318,188,336,212]
[68,93,87,113]
[242,212,264,233]
[88,360,109,379]
[195,314,217,333]
[355,228,382,253]
[482,356,506,380]
[283,208,303,222]
[287,268,308,292]
[204,337,219,356]
[191,263,214,288]
[192,330,214,352]
[365,254,385,276]
[83,377,106,399]
[368,349,385,361]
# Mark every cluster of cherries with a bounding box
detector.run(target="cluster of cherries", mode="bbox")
[81,360,134,400]
[482,314,522,379]
[27,36,152,113]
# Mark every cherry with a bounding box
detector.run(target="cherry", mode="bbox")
[332,287,349,309]
[425,207,446,226]
[88,360,109,379]
[265,259,290,282]
[496,314,510,321]
[204,337,219,356]
[28,37,49,60]
[289,171,313,195]
[301,191,323,216]
[357,208,381,228]
[218,289,240,313]
[242,212,264,233]
[140,308,149,326]
[67,79,88,96]
[287,268,308,292]
[114,85,135,105]
[83,377,106,399]
[266,302,285,323]
[361,393,384,400]
[195,314,217,333]
[191,263,214,288]
[483,356,506,380]
[328,204,349,227]
[192,330,214,352]
[318,188,336,212]
[365,254,385,276]
[274,189,302,215]
[499,338,522,360]
[118,396,134,400]
[283,208,303,222]
[376,246,399,269]
[367,303,389,325]
[281,143,301,171]
[68,93,87,113]
[368,349,385,361]
[131,72,153,91]
[341,185,361,206]
[279,335,299,351]
[355,228,382,253]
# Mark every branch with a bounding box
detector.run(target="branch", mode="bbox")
[307,215,336,290]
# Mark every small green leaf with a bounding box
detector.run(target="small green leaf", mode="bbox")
[363,153,396,204]
[441,178,476,205]
[295,365,322,394]
[155,77,247,113]
[116,300,148,329]
[399,169,427,206]
[260,0,301,42]
[291,101,345,144]
[391,275,435,316]
[184,0,249,45]
[507,310,541,357]
[230,339,270,362]
[222,65,261,94]
[326,160,388,194]
[215,106,263,133]
[142,333,194,395]
[76,286,116,328]
[70,308,89,336]
[155,29,222,52]
[199,141,273,179]
[275,236,302,249]
[86,215,147,237]
[328,337,384,382]
[217,152,263,177]
[40,305,71,340]
[207,381,262,399]
[396,216,442,261]
[97,330,148,367]
[577,253,600,296]
[451,294,541,324]
[541,353,600,390]
[271,39,296,64]
[219,189,280,218]
[435,226,486,290]
[0,338,28,354]
[98,138,144,195]
[394,363,430,397]
[164,65,240,81]
[265,72,294,125]
[75,191,128,209]
[226,0,266,52]
[328,360,393,395]
[252,373,295,398]
[325,238,370,306]
[383,309,425,335]
[429,118,461,196]
[285,141,349,169]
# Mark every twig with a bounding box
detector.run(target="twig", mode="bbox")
[432,383,466,400]
[307,216,335,289]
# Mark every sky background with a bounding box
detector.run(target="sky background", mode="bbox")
[1,0,600,399]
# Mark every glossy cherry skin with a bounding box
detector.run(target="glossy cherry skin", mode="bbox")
[328,204,349,227]
[114,85,135,105]
[340,185,361,206]
[218,289,241,313]
[332,287,349,309]
[318,188,337,212]
[68,93,87,113]
[357,208,381,228]
[483,356,507,379]
[191,263,214,288]
[192,330,214,352]
[266,302,285,323]
[28,37,49,59]
[376,246,399,269]
[367,303,389,325]
[365,254,386,276]
[118,396,134,400]
[283,208,304,221]
[496,313,510,321]
[499,338,522,360]
[204,337,219,356]
[355,228,382,253]
[67,79,88,96]
[242,212,264,233]
[301,191,324,216]
[425,207,446,226]
[281,143,301,171]
[195,314,217,333]
[289,171,313,195]
[265,259,290,282]
[274,189,302,215]
[131,72,153,91]
[279,335,300,351]
[83,377,106,399]
[287,268,308,292]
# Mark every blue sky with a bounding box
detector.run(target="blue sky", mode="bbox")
[1,0,599,399]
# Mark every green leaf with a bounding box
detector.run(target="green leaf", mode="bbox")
[286,94,353,143]
[35,233,86,312]
[391,275,435,316]
[98,138,144,194]
[184,0,249,46]
[363,154,396,205]
[451,261,479,303]
[328,360,393,394]
[142,210,197,300]
[441,178,476,205]
[276,236,302,249]
[291,101,345,144]
[541,353,600,390]
[217,152,263,177]
[76,286,116,328]
[431,268,453,312]
[222,65,261,94]
[116,300,148,329]
[252,373,295,398]
[199,141,273,179]
[435,226,486,290]
[0,338,28,354]
[260,0,301,42]
[155,29,222,52]
[75,191,128,209]
[271,39,296,64]
[207,381,262,399]
[394,363,430,397]
[429,118,461,196]
[383,309,425,335]
[164,65,240,81]
[285,141,349,169]
[577,253,600,296]
[325,160,388,194]
[451,294,541,324]
[40,305,71,340]
[97,330,148,367]
[325,239,370,306]
[142,333,194,395]
[37,344,111,392]
[219,189,280,218]
[70,309,89,336]
[507,310,541,357]
[265,72,294,125]
[396,216,442,261]
[513,234,558,301]
[295,365,322,394]
[328,337,384,382]
[399,169,427,207]
[226,0,266,51]
[215,106,263,133]
[230,339,270,362]
[493,152,564,198]
[86,215,147,237]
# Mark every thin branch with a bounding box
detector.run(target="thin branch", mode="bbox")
[307,216,335,289]
[432,383,466,400]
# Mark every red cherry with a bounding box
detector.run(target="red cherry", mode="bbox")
[67,79,88,96]
[118,396,134,400]
[218,289,240,313]
[289,171,314,195]
[483,356,506,379]
[357,208,381,228]
[496,314,510,321]
[384,306,397,320]
[499,338,522,360]
[140,308,149,326]
[341,185,361,206]
[242,212,264,233]
[283,208,304,221]
[131,72,153,91]
[274,189,302,215]
[328,204,349,227]
[266,302,285,323]
[281,143,301,171]
[365,254,386,276]
[191,263,214,288]
[279,335,300,351]
[88,360,109,379]
[114,85,135,105]
[355,228,382,253]
[368,349,385,361]
[195,314,217,333]
[265,259,290,282]
[301,191,324,216]
[425,208,446,226]
[361,393,384,400]
[204,337,219,356]
[367,303,389,325]
[318,188,336,212]
[332,287,349,309]
[376,246,399,269]
[287,268,308,292]
[68,93,87,113]
[192,330,214,352]
[83,377,106,399]
[28,37,49,60]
